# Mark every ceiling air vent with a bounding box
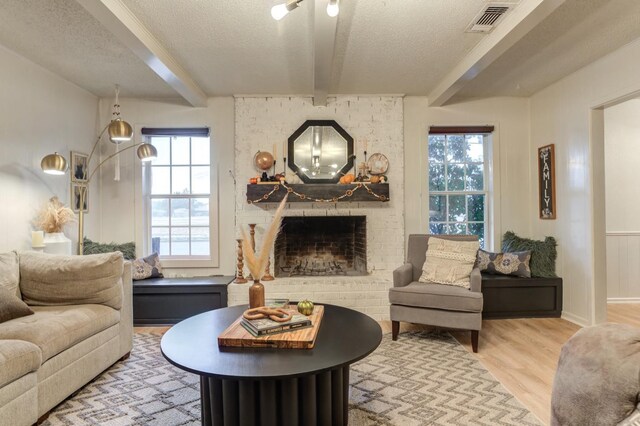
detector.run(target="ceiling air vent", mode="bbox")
[466,3,513,33]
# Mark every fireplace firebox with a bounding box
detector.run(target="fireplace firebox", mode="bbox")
[274,216,366,277]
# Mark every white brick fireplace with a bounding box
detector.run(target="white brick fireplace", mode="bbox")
[229,96,404,320]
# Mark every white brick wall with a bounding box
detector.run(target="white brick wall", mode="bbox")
[234,96,405,320]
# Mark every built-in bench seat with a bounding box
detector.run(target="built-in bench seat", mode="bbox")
[481,273,562,319]
[133,276,234,326]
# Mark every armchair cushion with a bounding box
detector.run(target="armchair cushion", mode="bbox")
[418,237,479,289]
[389,282,483,313]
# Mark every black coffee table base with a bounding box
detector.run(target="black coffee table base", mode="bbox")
[200,366,350,426]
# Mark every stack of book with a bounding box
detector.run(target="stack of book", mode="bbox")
[241,310,312,337]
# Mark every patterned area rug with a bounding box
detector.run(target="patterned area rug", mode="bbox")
[43,332,541,426]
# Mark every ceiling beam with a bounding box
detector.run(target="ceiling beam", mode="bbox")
[428,0,566,107]
[312,0,339,106]
[78,0,208,107]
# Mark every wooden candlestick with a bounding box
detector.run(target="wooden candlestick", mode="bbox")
[234,239,247,284]
[247,224,256,280]
[262,257,275,281]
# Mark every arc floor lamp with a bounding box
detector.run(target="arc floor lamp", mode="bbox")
[40,86,157,255]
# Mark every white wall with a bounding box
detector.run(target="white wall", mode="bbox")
[529,38,640,326]
[97,97,236,276]
[605,99,640,232]
[0,44,99,252]
[604,99,640,300]
[403,97,531,250]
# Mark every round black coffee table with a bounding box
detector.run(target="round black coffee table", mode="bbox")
[161,304,381,426]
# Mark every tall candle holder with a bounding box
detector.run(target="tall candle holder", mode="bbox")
[247,224,256,280]
[234,239,247,284]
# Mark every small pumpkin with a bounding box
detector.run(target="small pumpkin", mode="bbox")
[342,173,355,184]
[297,299,314,316]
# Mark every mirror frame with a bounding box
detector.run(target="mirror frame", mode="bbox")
[287,120,354,184]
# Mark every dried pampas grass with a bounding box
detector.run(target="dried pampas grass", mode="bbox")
[242,196,288,281]
[35,196,76,233]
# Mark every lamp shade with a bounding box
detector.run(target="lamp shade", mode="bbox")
[136,143,157,162]
[41,152,68,175]
[108,119,133,143]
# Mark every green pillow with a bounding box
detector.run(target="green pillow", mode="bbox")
[83,238,136,260]
[501,231,557,278]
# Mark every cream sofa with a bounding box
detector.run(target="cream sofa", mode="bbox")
[0,251,133,425]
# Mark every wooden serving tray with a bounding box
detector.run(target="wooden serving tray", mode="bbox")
[218,305,324,349]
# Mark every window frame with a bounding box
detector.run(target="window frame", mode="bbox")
[141,130,219,269]
[426,129,495,249]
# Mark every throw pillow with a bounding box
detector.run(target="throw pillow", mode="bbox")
[83,238,136,260]
[0,251,20,298]
[0,287,34,323]
[419,237,479,289]
[502,231,557,278]
[132,253,164,281]
[476,249,532,278]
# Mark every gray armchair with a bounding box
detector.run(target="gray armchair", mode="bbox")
[389,234,483,352]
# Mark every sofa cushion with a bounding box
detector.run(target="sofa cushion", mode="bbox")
[0,287,33,323]
[0,304,119,362]
[19,252,124,310]
[389,282,483,313]
[0,251,20,298]
[0,339,41,388]
[419,237,479,289]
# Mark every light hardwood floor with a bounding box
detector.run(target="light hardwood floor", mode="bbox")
[134,304,640,426]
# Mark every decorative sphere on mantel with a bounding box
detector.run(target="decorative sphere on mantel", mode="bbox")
[254,151,274,171]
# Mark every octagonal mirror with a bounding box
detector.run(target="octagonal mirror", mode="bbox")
[287,120,354,183]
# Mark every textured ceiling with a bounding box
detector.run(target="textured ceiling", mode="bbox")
[0,0,638,100]
[455,0,640,99]
[0,0,175,97]
[331,0,485,94]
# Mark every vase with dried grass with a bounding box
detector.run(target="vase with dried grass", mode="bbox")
[34,196,76,255]
[241,196,287,308]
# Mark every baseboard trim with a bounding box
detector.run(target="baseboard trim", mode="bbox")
[607,297,640,303]
[561,311,589,327]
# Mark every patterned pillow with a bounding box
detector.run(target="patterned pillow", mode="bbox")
[419,237,480,289]
[132,253,164,281]
[476,249,531,278]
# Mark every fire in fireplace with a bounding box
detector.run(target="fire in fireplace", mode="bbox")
[274,216,367,277]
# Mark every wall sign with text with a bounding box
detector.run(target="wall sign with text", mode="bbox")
[538,144,556,219]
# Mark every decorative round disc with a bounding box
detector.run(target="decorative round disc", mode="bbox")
[367,153,389,175]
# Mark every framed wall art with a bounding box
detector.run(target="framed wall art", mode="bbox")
[71,183,88,213]
[538,144,556,219]
[70,151,89,183]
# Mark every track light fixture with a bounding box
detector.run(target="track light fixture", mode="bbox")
[327,0,339,17]
[271,0,339,20]
[271,0,303,20]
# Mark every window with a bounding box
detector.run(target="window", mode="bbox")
[143,128,213,261]
[428,126,493,247]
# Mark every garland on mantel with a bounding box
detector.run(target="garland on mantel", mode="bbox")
[247,182,388,204]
